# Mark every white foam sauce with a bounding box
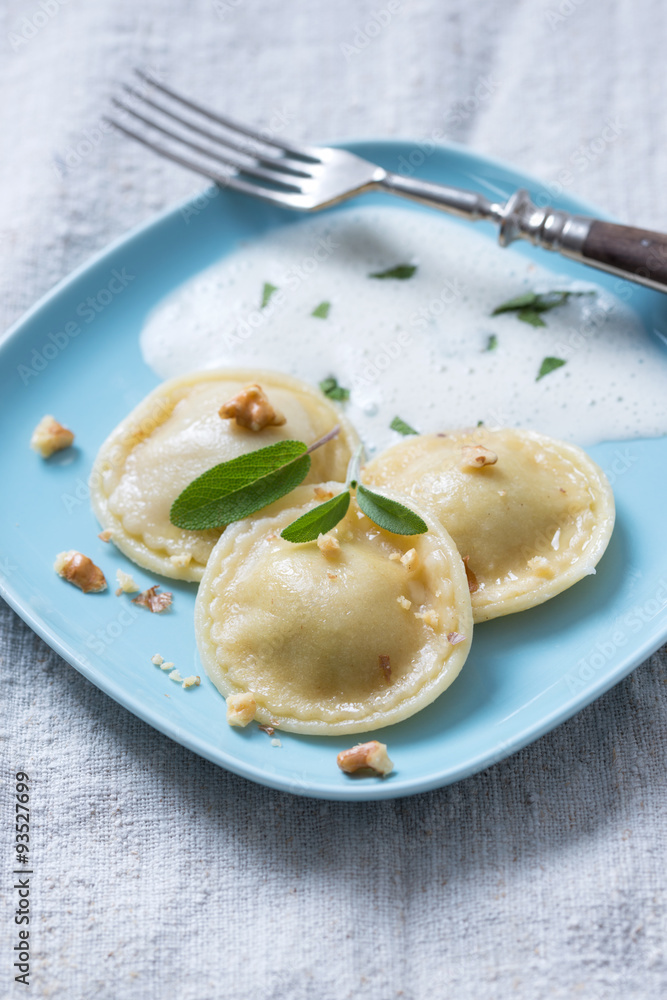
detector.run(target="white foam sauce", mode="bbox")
[141,206,667,455]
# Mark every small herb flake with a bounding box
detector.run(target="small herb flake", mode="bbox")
[311,301,331,319]
[517,309,547,328]
[261,282,278,309]
[485,334,498,351]
[319,376,350,402]
[369,264,417,280]
[491,289,594,327]
[390,416,418,436]
[536,356,567,381]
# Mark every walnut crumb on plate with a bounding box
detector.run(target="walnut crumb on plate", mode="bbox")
[337,741,393,777]
[132,585,172,613]
[31,415,74,458]
[226,692,257,727]
[54,551,106,593]
[115,568,139,595]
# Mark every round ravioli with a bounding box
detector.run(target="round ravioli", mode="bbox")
[364,427,615,622]
[195,483,473,735]
[90,370,358,581]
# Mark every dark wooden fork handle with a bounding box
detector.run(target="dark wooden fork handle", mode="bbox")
[581,221,667,287]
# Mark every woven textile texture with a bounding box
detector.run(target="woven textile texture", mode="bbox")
[1,1,666,997]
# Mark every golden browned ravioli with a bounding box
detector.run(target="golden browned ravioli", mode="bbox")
[195,484,473,735]
[363,428,615,622]
[90,370,358,582]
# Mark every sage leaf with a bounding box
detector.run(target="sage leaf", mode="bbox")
[369,264,417,280]
[485,334,498,351]
[281,490,351,543]
[356,485,427,535]
[390,416,418,436]
[170,441,310,531]
[536,356,567,381]
[311,301,330,319]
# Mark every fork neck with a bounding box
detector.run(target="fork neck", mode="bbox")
[378,171,504,223]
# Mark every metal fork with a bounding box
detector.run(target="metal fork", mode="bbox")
[108,71,667,293]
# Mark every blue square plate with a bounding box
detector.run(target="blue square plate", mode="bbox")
[2,140,666,800]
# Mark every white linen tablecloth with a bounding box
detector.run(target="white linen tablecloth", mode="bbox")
[2,1,666,997]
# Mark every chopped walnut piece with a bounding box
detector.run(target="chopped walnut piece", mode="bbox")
[168,669,183,683]
[379,654,392,683]
[462,555,479,594]
[527,555,556,579]
[400,548,419,572]
[31,415,74,458]
[447,631,466,645]
[314,486,334,501]
[98,529,113,543]
[160,661,175,671]
[337,741,394,777]
[169,553,192,569]
[258,724,275,736]
[132,585,173,613]
[397,595,412,610]
[388,552,401,562]
[415,608,440,628]
[115,568,139,596]
[460,444,498,470]
[151,654,164,666]
[54,551,106,593]
[317,533,341,558]
[218,383,286,432]
[226,692,257,727]
[271,738,282,747]
[182,675,201,689]
[327,572,338,580]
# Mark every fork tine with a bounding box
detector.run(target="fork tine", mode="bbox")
[112,99,307,192]
[106,117,311,210]
[122,84,314,178]
[134,70,321,162]
[134,69,321,163]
